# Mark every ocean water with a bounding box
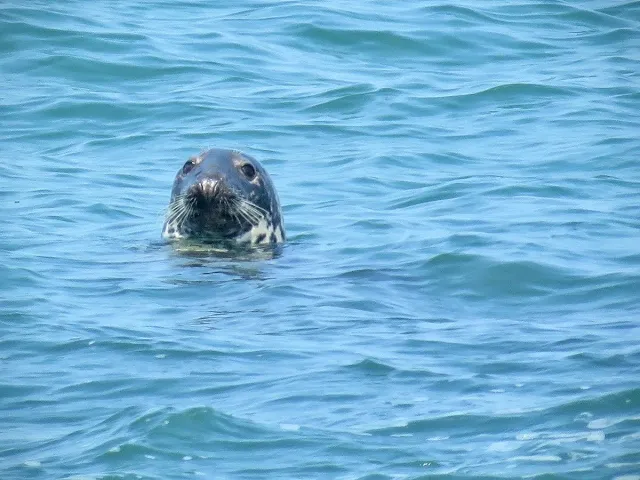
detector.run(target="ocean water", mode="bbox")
[1,1,639,479]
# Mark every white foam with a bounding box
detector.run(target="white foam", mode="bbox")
[511,455,562,462]
[621,431,640,441]
[574,412,593,422]
[24,460,41,468]
[607,463,635,468]
[487,441,518,452]
[518,430,605,444]
[280,423,300,431]
[586,431,605,442]
[587,418,616,429]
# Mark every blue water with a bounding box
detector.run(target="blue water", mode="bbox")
[2,1,640,479]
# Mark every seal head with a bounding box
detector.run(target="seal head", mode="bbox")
[162,148,285,246]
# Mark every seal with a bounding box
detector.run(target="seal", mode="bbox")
[162,148,285,246]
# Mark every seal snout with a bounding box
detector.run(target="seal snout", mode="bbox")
[198,178,220,198]
[189,176,223,200]
[188,176,235,213]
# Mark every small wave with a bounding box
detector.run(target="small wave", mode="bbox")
[143,406,270,439]
[366,413,519,437]
[288,23,429,55]
[550,387,640,418]
[345,358,396,375]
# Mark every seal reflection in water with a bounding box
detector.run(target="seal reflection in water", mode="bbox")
[162,148,285,247]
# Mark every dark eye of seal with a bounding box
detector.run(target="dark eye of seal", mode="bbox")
[182,159,195,175]
[241,163,256,180]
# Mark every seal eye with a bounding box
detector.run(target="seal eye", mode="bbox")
[182,160,195,175]
[241,163,256,180]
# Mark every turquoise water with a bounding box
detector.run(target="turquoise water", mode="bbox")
[2,1,640,478]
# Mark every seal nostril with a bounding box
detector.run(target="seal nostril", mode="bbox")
[197,178,220,198]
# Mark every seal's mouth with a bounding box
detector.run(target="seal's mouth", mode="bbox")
[164,176,270,241]
[190,178,231,210]
[186,178,239,225]
[194,178,223,199]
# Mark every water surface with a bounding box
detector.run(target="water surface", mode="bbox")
[1,1,639,479]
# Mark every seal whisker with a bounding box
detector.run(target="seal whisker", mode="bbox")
[230,209,243,228]
[165,194,195,235]
[233,199,264,226]
[233,201,259,226]
[241,207,263,226]
[236,198,267,219]
[239,198,270,216]
[165,196,187,220]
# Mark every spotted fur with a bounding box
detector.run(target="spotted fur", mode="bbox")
[162,148,285,247]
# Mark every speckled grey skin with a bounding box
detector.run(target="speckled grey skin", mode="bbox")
[162,149,285,246]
